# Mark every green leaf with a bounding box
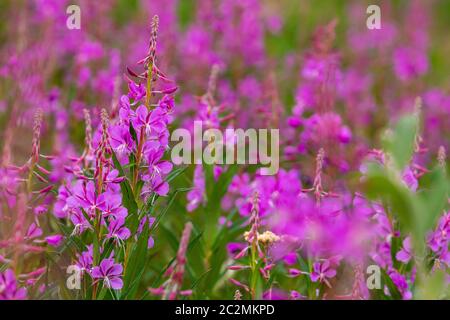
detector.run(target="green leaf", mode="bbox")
[380,268,402,300]
[365,168,416,234]
[415,270,447,299]
[384,115,417,170]
[122,220,150,299]
[203,164,238,245]
[100,239,115,261]
[56,221,85,253]
[166,166,188,183]
[416,166,448,234]
[150,188,191,232]
[129,123,138,143]
[159,224,179,252]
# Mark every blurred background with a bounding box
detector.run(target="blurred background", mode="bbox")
[1,0,449,162]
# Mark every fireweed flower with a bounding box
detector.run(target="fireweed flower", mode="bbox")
[69,209,92,235]
[101,192,127,219]
[69,181,107,217]
[127,79,146,101]
[0,270,27,300]
[388,269,413,300]
[102,169,125,192]
[45,235,64,247]
[106,217,131,244]
[402,167,418,192]
[187,165,206,212]
[428,212,449,253]
[396,237,412,263]
[33,205,47,217]
[25,223,43,240]
[50,13,177,298]
[0,167,19,208]
[76,245,94,274]
[228,193,280,298]
[310,260,337,287]
[132,105,166,136]
[91,258,123,290]
[109,124,134,159]
[290,290,307,300]
[393,47,428,82]
[185,65,234,212]
[147,148,173,177]
[142,174,169,197]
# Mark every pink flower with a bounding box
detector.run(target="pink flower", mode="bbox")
[69,181,107,215]
[147,148,173,177]
[76,245,93,274]
[106,217,131,242]
[45,235,64,247]
[26,223,43,240]
[91,258,123,290]
[109,124,134,158]
[142,174,169,197]
[393,47,428,82]
[132,105,166,136]
[0,269,27,300]
[396,237,412,263]
[402,167,418,192]
[187,165,205,212]
[310,260,337,286]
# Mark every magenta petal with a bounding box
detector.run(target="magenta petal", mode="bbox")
[312,262,321,273]
[100,258,114,272]
[109,264,123,276]
[396,250,411,263]
[403,237,412,251]
[45,235,64,247]
[118,227,131,240]
[107,169,119,181]
[85,181,96,204]
[96,193,107,210]
[109,277,123,290]
[136,105,148,120]
[158,161,173,174]
[310,272,319,282]
[155,181,169,196]
[27,223,43,239]
[324,269,336,278]
[288,268,301,276]
[91,267,102,278]
[148,236,155,249]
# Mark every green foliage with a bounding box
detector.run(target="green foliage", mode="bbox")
[365,114,449,299]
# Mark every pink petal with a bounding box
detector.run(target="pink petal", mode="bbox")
[396,250,411,263]
[109,277,123,290]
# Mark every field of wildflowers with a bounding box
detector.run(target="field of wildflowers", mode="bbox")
[0,0,449,301]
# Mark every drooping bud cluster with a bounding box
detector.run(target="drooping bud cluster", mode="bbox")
[31,108,43,164]
[82,109,93,162]
[302,148,331,204]
[228,192,278,298]
[438,146,446,169]
[148,15,159,70]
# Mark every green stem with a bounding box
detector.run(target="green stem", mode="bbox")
[250,240,258,299]
[145,62,153,110]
